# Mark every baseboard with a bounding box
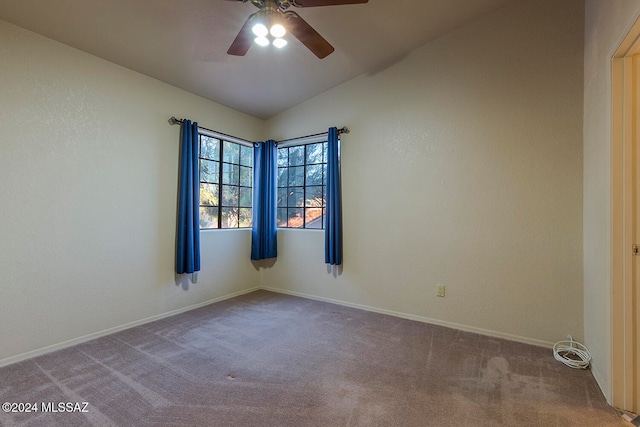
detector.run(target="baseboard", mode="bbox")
[0,286,260,368]
[1,284,555,368]
[590,361,612,404]
[260,286,555,349]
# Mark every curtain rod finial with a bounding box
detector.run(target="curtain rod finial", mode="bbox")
[339,126,350,134]
[169,116,179,125]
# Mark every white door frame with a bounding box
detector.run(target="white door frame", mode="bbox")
[611,16,640,413]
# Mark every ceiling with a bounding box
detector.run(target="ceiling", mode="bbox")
[0,0,513,119]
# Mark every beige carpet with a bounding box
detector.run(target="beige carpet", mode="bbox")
[0,290,624,426]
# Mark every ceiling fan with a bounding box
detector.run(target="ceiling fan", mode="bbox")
[226,0,369,59]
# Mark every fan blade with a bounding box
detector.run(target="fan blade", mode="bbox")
[227,14,256,56]
[285,11,334,58]
[293,0,368,6]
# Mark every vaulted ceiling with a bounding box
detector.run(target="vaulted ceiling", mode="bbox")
[0,0,513,119]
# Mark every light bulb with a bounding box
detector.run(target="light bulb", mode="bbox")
[270,24,286,38]
[273,38,287,48]
[255,36,270,47]
[252,23,268,37]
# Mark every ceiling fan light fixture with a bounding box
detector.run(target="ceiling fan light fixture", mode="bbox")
[228,0,367,58]
[273,38,287,48]
[270,23,286,38]
[252,23,268,37]
[255,36,270,47]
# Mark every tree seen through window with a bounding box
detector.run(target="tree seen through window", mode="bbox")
[199,135,253,229]
[277,142,327,229]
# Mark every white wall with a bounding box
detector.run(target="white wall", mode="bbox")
[0,20,263,365]
[583,0,640,403]
[263,0,585,347]
[0,0,605,391]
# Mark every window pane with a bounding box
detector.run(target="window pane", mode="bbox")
[274,140,329,229]
[239,187,252,208]
[306,143,324,164]
[200,183,219,206]
[305,208,323,229]
[278,167,288,187]
[223,141,240,164]
[305,185,323,207]
[200,159,219,183]
[240,166,252,187]
[288,188,304,207]
[200,137,220,160]
[287,208,304,228]
[277,208,287,227]
[198,134,252,230]
[239,208,252,228]
[288,166,304,187]
[222,185,239,206]
[306,164,323,186]
[240,145,253,167]
[289,146,304,166]
[277,148,288,167]
[200,207,218,229]
[221,207,238,228]
[277,188,287,207]
[222,163,239,185]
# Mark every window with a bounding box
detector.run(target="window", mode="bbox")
[199,135,253,229]
[277,142,327,229]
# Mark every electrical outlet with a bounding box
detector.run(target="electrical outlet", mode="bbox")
[436,284,445,297]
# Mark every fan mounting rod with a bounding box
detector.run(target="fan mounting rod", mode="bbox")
[247,0,298,11]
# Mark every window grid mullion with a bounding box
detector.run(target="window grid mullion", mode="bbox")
[197,136,252,230]
[218,140,223,229]
[276,143,329,229]
[303,145,307,228]
[234,159,240,228]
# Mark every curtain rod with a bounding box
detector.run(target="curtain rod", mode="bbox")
[169,117,257,147]
[275,126,349,145]
[169,116,349,147]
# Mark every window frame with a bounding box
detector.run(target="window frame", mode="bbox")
[198,129,254,230]
[276,135,335,230]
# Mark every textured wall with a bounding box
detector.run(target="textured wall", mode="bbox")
[0,20,263,364]
[264,0,585,347]
[583,0,640,403]
[0,0,594,379]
